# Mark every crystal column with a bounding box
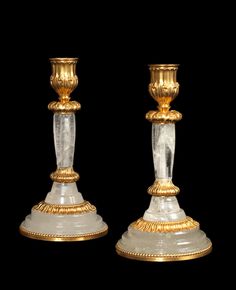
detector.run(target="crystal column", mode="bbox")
[143,123,185,222]
[152,123,175,180]
[54,113,76,168]
[45,112,83,205]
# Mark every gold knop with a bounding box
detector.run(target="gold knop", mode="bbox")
[48,100,81,113]
[147,179,180,196]
[50,167,79,183]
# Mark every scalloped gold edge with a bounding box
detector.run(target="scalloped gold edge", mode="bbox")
[32,200,96,215]
[130,216,199,233]
[50,58,78,63]
[116,244,212,262]
[48,100,81,113]
[149,64,179,70]
[19,226,108,242]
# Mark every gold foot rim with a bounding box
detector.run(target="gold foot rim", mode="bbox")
[116,244,212,262]
[19,226,108,242]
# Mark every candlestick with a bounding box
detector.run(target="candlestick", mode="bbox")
[20,58,108,241]
[116,64,212,261]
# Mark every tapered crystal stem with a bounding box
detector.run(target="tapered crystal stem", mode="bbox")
[152,123,175,180]
[54,113,76,168]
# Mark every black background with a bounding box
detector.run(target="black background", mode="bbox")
[9,3,233,287]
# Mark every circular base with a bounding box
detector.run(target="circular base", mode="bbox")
[116,222,212,262]
[20,201,108,242]
[19,226,108,242]
[116,244,212,262]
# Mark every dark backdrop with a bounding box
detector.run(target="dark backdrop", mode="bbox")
[9,3,232,287]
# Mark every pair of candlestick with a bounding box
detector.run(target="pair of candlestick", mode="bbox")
[20,58,212,262]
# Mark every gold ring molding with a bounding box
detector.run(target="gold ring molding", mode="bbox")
[116,244,212,262]
[50,57,79,63]
[19,226,108,242]
[50,167,79,183]
[33,200,96,215]
[147,179,180,196]
[48,101,81,113]
[146,110,182,124]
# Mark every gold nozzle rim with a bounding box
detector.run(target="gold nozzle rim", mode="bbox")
[149,64,179,70]
[49,57,79,63]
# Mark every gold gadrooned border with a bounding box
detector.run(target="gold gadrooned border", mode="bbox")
[131,217,199,233]
[50,167,80,183]
[48,100,81,113]
[147,179,180,196]
[32,200,96,215]
[146,110,182,124]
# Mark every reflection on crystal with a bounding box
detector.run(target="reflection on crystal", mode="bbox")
[23,210,106,235]
[118,228,210,255]
[144,196,186,222]
[152,123,175,179]
[54,113,75,168]
[45,182,84,205]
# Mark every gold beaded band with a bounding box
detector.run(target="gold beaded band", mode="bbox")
[19,226,108,242]
[116,244,212,262]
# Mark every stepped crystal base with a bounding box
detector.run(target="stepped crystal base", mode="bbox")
[116,226,212,261]
[20,182,108,241]
[20,207,108,241]
[116,197,212,261]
